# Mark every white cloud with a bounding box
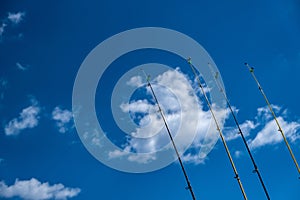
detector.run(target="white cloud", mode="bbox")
[0,178,80,200]
[0,11,25,41]
[181,153,206,165]
[191,76,211,96]
[4,102,40,136]
[224,120,257,141]
[126,75,143,87]
[108,146,157,164]
[0,78,8,100]
[125,69,207,153]
[16,62,29,71]
[234,150,243,159]
[249,117,300,149]
[91,137,101,146]
[52,107,73,133]
[0,23,7,37]
[256,104,281,122]
[108,69,229,164]
[82,128,104,147]
[108,146,131,158]
[110,71,300,164]
[0,78,8,88]
[221,104,300,150]
[7,12,25,24]
[127,153,157,163]
[120,99,153,114]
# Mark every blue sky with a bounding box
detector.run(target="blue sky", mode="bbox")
[1,0,300,199]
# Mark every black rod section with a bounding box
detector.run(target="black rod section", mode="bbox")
[208,63,270,199]
[187,58,248,200]
[142,70,197,200]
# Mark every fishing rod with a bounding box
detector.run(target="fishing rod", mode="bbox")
[208,63,270,200]
[245,63,300,176]
[187,58,248,200]
[141,69,197,200]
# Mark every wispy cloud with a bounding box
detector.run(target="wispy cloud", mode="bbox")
[0,11,25,41]
[109,146,157,164]
[249,116,300,149]
[224,120,257,141]
[256,104,282,123]
[7,12,25,24]
[16,62,29,71]
[82,128,103,147]
[4,100,40,136]
[234,150,243,159]
[0,23,7,37]
[222,104,300,150]
[0,178,80,200]
[52,107,73,133]
[0,78,8,100]
[181,153,206,165]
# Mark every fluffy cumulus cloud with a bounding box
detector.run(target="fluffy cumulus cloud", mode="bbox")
[52,107,73,133]
[249,116,300,149]
[0,178,80,200]
[223,104,300,149]
[108,69,229,164]
[248,105,300,149]
[4,101,40,136]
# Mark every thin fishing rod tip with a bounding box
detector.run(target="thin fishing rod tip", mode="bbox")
[139,68,145,74]
[139,68,146,74]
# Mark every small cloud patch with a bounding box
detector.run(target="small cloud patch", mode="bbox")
[52,107,73,133]
[0,178,80,200]
[4,101,40,136]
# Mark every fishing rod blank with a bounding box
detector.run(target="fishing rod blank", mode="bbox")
[187,58,248,200]
[141,70,197,200]
[245,63,300,176]
[208,63,270,200]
